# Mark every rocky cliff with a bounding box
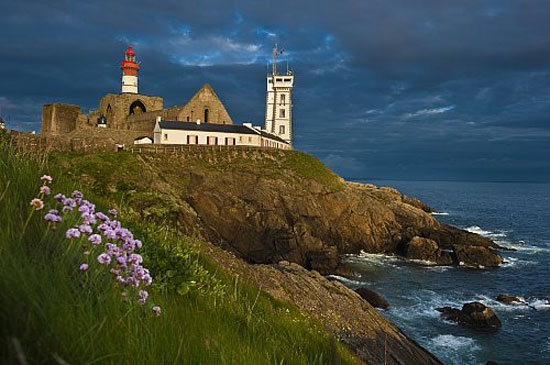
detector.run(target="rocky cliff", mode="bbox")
[51,149,508,363]
[55,149,505,274]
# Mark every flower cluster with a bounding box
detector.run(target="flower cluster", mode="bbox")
[31,176,160,316]
[29,175,53,211]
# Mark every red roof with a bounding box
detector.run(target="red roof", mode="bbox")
[125,45,135,56]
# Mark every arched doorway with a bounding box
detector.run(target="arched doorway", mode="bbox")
[204,108,209,123]
[129,100,147,115]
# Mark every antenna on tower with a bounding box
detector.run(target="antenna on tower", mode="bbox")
[272,42,284,76]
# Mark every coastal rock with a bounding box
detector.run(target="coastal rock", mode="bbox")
[404,236,454,265]
[355,287,389,309]
[63,151,504,271]
[452,245,503,268]
[201,239,441,364]
[402,195,434,213]
[437,302,502,330]
[496,294,525,305]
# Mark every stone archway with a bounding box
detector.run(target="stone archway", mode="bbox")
[129,100,147,115]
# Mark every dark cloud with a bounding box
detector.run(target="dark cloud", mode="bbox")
[1,0,549,181]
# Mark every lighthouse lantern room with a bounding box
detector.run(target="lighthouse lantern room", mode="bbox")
[121,45,140,94]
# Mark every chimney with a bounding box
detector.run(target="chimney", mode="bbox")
[196,119,201,125]
[156,116,162,123]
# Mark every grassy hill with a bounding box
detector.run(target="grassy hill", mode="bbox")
[0,140,358,363]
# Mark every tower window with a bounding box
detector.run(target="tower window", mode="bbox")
[279,125,285,135]
[279,109,286,118]
[280,94,286,105]
[204,108,209,123]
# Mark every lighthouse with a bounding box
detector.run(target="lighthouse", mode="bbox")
[121,45,139,94]
[264,44,294,145]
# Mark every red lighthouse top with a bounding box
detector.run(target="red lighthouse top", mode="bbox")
[121,45,139,75]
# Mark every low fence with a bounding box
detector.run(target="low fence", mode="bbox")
[128,144,281,154]
[10,135,290,155]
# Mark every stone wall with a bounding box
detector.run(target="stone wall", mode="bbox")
[98,93,163,129]
[41,103,81,137]
[41,84,232,140]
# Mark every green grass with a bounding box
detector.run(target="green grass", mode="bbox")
[0,141,358,364]
[49,149,345,196]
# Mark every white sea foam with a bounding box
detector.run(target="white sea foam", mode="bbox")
[431,334,480,351]
[465,225,493,236]
[503,244,550,254]
[530,299,550,311]
[501,256,535,268]
[326,275,365,286]
[429,334,481,364]
[425,265,452,272]
[431,212,450,216]
[344,251,402,268]
[465,225,507,238]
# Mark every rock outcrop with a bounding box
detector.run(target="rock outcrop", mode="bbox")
[496,294,526,305]
[403,236,454,265]
[61,150,505,273]
[199,242,441,364]
[355,288,390,309]
[437,302,502,330]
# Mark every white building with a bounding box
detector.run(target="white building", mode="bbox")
[153,119,291,150]
[134,136,153,144]
[264,44,294,146]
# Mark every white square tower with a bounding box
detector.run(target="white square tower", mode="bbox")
[265,45,294,145]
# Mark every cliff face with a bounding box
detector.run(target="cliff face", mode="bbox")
[54,149,503,274]
[51,149,506,363]
[199,239,441,364]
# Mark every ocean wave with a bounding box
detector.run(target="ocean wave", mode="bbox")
[430,334,481,364]
[465,225,507,238]
[473,294,550,312]
[431,212,450,216]
[530,299,550,311]
[343,251,402,268]
[501,256,536,268]
[501,243,550,254]
[431,334,480,351]
[325,275,365,286]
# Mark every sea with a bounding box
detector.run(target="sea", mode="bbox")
[331,180,550,365]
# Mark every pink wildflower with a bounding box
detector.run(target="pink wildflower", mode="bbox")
[66,228,81,239]
[88,234,102,245]
[40,175,53,184]
[39,186,51,195]
[97,253,111,265]
[79,264,88,271]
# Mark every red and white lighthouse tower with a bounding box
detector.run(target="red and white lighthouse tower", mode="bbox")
[121,45,140,94]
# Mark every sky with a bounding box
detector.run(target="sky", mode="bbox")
[1,0,549,182]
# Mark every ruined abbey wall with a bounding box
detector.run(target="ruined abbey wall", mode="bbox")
[173,84,233,125]
[41,103,81,136]
[41,84,233,139]
[97,93,164,129]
